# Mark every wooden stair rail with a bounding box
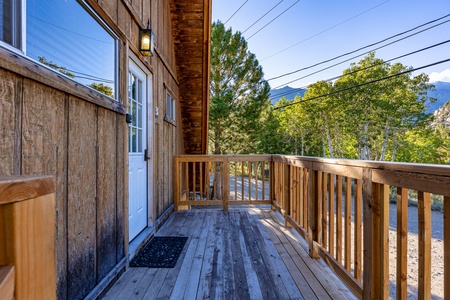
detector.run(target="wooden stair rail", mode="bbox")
[0,176,56,300]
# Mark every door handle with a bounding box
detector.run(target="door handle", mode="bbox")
[144,149,150,161]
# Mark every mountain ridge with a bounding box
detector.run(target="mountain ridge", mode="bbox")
[269,81,450,113]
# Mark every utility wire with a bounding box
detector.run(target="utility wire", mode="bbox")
[66,69,114,83]
[270,39,450,98]
[224,0,249,25]
[242,0,285,34]
[273,58,450,110]
[261,0,390,62]
[268,14,450,82]
[271,20,450,90]
[247,0,301,40]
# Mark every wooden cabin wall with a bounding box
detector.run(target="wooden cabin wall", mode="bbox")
[0,67,127,300]
[0,1,185,299]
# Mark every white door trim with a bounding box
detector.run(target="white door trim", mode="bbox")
[128,54,154,242]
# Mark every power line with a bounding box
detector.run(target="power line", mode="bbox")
[242,0,285,34]
[272,19,450,89]
[261,0,390,62]
[273,58,450,110]
[224,0,249,25]
[247,0,301,40]
[267,14,450,82]
[270,39,450,98]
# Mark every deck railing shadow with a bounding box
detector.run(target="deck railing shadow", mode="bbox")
[174,154,449,299]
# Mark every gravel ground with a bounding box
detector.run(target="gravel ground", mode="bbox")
[388,204,444,299]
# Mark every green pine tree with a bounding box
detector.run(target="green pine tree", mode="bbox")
[209,21,270,154]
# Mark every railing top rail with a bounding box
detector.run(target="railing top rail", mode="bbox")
[272,155,450,177]
[175,154,450,176]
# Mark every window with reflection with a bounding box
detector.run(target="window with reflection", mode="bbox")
[0,0,21,47]
[0,0,117,99]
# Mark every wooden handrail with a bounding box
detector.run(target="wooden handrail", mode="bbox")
[174,155,449,299]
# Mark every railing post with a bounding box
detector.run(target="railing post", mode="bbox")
[174,156,180,211]
[444,196,450,300]
[270,160,276,210]
[309,166,320,258]
[223,157,230,211]
[362,167,390,299]
[362,167,373,300]
[284,163,291,228]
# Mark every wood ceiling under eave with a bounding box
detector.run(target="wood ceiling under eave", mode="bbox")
[169,0,211,154]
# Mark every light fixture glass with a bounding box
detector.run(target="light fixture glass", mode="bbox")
[139,20,154,57]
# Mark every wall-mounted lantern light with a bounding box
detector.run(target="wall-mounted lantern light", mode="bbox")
[139,20,154,57]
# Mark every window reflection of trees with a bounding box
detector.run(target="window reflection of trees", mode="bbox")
[27,0,116,98]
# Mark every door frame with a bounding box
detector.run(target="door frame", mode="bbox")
[128,53,154,243]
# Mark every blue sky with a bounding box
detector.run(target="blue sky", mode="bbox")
[212,0,450,89]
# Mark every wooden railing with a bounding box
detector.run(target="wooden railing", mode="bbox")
[0,176,56,300]
[174,155,273,210]
[174,154,450,299]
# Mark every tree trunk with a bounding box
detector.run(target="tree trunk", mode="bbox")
[214,121,222,155]
[380,119,390,161]
[301,133,305,156]
[325,118,334,158]
[362,123,369,160]
[392,130,397,161]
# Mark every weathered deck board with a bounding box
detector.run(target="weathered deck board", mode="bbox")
[102,208,356,300]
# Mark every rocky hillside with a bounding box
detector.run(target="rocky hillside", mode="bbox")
[432,100,450,128]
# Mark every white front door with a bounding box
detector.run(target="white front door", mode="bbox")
[128,60,149,241]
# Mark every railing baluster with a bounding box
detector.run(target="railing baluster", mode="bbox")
[418,191,431,300]
[345,177,352,271]
[213,162,217,200]
[206,162,211,200]
[262,162,266,201]
[241,162,245,201]
[322,172,328,251]
[380,184,390,298]
[354,178,363,281]
[336,175,343,264]
[223,158,230,211]
[309,168,320,258]
[193,162,196,199]
[200,162,203,200]
[329,174,335,258]
[303,168,308,229]
[255,162,259,201]
[317,171,323,246]
[397,187,408,300]
[185,162,189,203]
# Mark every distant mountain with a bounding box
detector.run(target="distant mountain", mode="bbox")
[426,81,450,113]
[269,82,450,113]
[269,86,305,105]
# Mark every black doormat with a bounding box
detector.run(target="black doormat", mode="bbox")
[130,236,188,268]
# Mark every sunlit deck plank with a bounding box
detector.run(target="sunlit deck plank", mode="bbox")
[102,208,356,300]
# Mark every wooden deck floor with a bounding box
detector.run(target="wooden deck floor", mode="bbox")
[102,208,356,300]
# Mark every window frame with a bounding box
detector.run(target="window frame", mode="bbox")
[165,90,176,124]
[0,0,119,101]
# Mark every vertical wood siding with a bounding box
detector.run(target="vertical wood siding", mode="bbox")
[0,0,209,298]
